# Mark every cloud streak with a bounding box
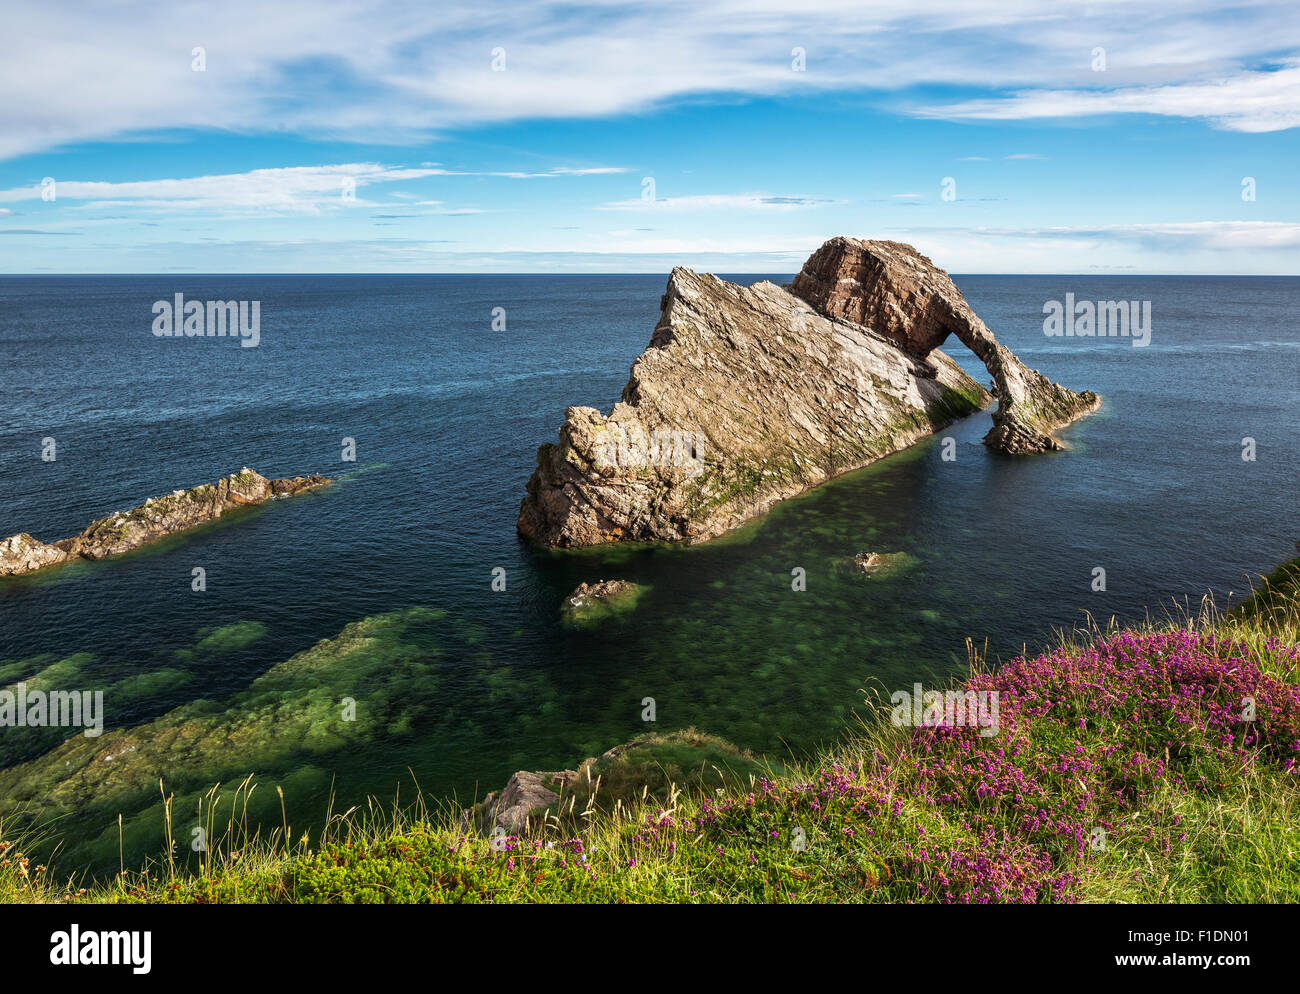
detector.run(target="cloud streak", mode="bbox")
[906,221,1300,252]
[1,1,1298,160]
[0,163,601,213]
[600,193,841,211]
[920,61,1300,133]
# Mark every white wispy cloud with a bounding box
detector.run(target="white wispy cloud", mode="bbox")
[6,224,1296,273]
[492,167,632,178]
[0,163,601,213]
[0,164,449,212]
[409,165,631,179]
[1,1,1297,160]
[908,221,1300,251]
[411,201,492,212]
[920,62,1300,133]
[583,233,824,256]
[600,193,841,211]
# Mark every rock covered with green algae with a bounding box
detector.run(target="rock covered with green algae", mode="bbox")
[518,240,990,548]
[0,467,330,577]
[849,550,915,579]
[0,608,441,831]
[560,579,645,627]
[193,620,269,653]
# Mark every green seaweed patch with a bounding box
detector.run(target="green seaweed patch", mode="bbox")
[111,668,194,700]
[0,653,56,686]
[194,620,269,653]
[929,382,988,423]
[0,607,443,840]
[560,581,647,629]
[2,652,95,695]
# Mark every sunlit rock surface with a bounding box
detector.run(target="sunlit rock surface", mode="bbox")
[519,244,992,548]
[791,237,1100,453]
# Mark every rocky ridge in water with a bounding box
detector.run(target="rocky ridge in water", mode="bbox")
[0,468,330,577]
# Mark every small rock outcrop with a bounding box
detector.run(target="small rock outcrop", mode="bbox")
[561,579,644,626]
[568,579,636,603]
[844,550,914,580]
[791,237,1100,453]
[466,757,612,834]
[1,468,330,577]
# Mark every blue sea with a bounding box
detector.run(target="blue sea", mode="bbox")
[1,274,1297,875]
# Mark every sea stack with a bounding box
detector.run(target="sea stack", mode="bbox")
[791,237,1100,452]
[518,236,1098,548]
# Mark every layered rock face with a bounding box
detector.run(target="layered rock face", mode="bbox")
[518,236,1097,549]
[520,263,989,548]
[791,237,1100,453]
[0,468,329,577]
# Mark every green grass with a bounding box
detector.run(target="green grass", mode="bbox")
[4,559,1299,905]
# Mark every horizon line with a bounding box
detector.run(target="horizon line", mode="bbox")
[3,271,1299,278]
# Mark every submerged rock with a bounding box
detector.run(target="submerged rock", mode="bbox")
[852,551,912,578]
[0,607,439,836]
[519,236,1096,548]
[560,579,644,626]
[0,468,330,577]
[832,550,915,582]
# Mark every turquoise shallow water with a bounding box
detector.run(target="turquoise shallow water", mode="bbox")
[0,274,1297,875]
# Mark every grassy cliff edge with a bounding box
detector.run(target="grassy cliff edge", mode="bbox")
[4,558,1298,904]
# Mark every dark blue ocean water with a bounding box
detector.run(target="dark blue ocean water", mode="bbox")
[0,274,1297,874]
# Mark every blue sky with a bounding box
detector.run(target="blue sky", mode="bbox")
[1,0,1297,273]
